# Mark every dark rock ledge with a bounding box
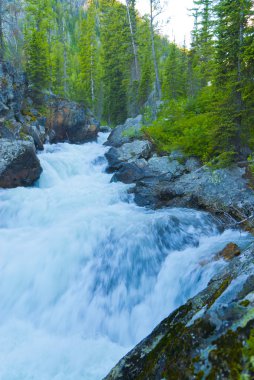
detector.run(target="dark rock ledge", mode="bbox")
[104,243,254,380]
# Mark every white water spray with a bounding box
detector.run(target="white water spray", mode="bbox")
[0,134,251,379]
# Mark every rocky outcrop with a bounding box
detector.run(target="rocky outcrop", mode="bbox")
[105,127,254,230]
[105,115,143,147]
[105,140,153,172]
[0,62,99,149]
[0,61,100,188]
[47,99,99,144]
[131,166,254,230]
[104,242,254,380]
[0,61,26,122]
[0,139,42,188]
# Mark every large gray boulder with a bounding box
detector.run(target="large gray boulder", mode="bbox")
[46,99,99,144]
[105,115,143,147]
[105,140,153,172]
[0,139,42,188]
[111,156,185,184]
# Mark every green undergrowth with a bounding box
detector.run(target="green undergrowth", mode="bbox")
[143,86,254,167]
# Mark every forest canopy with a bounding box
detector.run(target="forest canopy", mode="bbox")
[1,0,254,163]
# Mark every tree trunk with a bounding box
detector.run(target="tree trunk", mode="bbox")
[150,0,161,99]
[126,0,140,81]
[0,0,4,61]
[90,43,95,106]
[235,5,244,154]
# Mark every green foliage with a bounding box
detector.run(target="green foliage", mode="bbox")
[146,0,254,165]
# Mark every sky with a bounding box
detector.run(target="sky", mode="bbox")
[135,0,194,46]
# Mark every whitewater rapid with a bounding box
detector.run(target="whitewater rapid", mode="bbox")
[0,133,251,380]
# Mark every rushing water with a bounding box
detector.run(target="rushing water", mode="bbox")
[0,133,251,380]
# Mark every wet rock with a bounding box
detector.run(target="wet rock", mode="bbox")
[216,242,241,261]
[133,166,254,227]
[105,115,143,147]
[185,157,200,172]
[112,157,185,186]
[104,243,254,380]
[47,99,99,144]
[0,139,42,188]
[100,125,111,133]
[106,140,152,172]
[111,159,148,183]
[0,125,15,140]
[147,156,184,177]
[23,124,46,151]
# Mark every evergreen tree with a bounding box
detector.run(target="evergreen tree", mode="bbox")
[213,0,254,155]
[79,0,100,111]
[24,0,53,89]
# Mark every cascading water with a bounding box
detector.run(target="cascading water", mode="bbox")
[0,133,252,380]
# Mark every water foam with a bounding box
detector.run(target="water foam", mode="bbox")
[0,133,251,379]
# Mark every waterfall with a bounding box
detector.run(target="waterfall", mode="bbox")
[0,133,251,380]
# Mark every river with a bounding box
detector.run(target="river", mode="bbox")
[0,133,251,379]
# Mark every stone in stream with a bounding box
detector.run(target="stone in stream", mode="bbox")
[105,140,153,172]
[111,156,185,184]
[105,115,143,147]
[216,242,241,261]
[46,98,99,144]
[0,139,42,188]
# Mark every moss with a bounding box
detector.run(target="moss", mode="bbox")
[207,329,244,380]
[19,132,30,141]
[205,321,254,380]
[4,120,16,130]
[206,277,232,309]
[242,328,254,377]
[122,126,143,139]
[1,77,8,87]
[196,370,205,380]
[241,300,251,307]
[21,109,37,121]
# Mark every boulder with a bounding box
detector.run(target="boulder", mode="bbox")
[47,99,99,144]
[111,156,185,185]
[23,124,46,151]
[99,125,112,133]
[105,115,143,147]
[111,159,148,184]
[0,139,42,188]
[105,140,153,172]
[216,242,241,261]
[146,156,185,177]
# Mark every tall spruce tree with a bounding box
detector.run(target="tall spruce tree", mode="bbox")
[213,0,254,156]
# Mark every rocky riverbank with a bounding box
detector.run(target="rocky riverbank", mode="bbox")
[0,61,99,188]
[105,115,254,232]
[103,115,254,380]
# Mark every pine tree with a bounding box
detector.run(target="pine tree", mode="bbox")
[213,0,254,156]
[79,0,100,111]
[24,0,53,89]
